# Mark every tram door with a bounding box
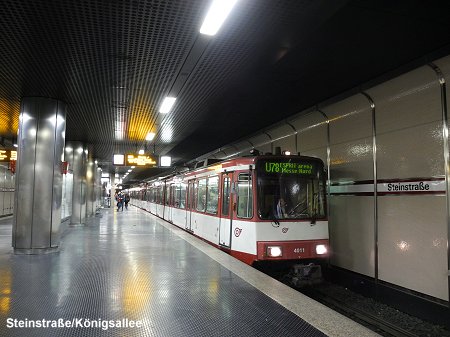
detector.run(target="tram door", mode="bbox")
[166,184,174,223]
[219,173,233,247]
[186,180,195,231]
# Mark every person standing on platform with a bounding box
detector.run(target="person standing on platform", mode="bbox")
[124,194,130,210]
[116,193,124,211]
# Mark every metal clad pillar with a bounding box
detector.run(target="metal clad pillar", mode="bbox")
[86,158,94,217]
[95,165,102,210]
[429,63,450,304]
[70,142,87,225]
[13,97,66,254]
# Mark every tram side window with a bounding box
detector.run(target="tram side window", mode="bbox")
[173,184,180,208]
[165,185,170,205]
[149,189,153,202]
[157,187,162,204]
[222,176,231,216]
[174,183,185,208]
[170,184,176,207]
[206,176,219,214]
[192,181,198,210]
[237,173,253,218]
[179,183,186,209]
[196,178,207,212]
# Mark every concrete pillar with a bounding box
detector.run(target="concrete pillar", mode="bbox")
[68,142,87,225]
[12,97,66,254]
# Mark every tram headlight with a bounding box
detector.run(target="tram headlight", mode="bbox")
[315,244,328,255]
[267,246,283,257]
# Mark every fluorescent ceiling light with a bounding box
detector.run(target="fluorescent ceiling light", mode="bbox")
[113,154,125,165]
[146,132,155,141]
[160,156,171,167]
[200,0,237,36]
[138,149,144,155]
[162,128,172,142]
[159,97,176,113]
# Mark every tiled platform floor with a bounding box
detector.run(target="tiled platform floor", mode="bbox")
[0,207,378,336]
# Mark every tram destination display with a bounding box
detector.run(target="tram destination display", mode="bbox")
[126,154,157,167]
[257,158,321,176]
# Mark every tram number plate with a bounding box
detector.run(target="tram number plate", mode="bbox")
[293,248,305,253]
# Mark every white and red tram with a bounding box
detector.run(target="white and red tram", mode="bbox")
[131,154,329,266]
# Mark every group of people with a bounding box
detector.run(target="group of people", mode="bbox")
[115,192,130,211]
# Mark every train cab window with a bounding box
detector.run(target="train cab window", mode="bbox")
[196,178,207,212]
[222,176,231,216]
[206,176,219,214]
[237,173,253,218]
[256,159,326,220]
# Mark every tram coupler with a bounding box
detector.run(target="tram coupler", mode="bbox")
[288,263,322,287]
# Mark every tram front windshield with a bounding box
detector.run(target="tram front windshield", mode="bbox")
[256,158,326,220]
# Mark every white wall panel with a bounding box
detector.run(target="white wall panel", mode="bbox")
[367,65,447,301]
[378,196,448,300]
[298,123,327,164]
[330,196,375,277]
[233,140,253,155]
[290,110,325,132]
[321,95,375,276]
[325,95,373,182]
[267,124,295,140]
[220,145,240,159]
[272,134,296,154]
[368,67,442,179]
[377,122,443,178]
[425,55,450,127]
[248,133,272,154]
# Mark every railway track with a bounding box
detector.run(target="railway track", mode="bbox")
[258,266,450,337]
[298,285,419,337]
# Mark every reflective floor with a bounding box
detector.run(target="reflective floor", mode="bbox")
[0,207,332,337]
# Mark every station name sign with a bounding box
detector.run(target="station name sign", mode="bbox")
[126,154,157,167]
[0,150,17,162]
[261,161,316,175]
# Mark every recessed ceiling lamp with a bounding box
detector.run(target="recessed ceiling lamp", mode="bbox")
[159,97,176,114]
[200,0,237,36]
[138,149,144,155]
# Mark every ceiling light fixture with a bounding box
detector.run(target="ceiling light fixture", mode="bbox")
[159,97,176,114]
[146,132,155,141]
[138,149,144,155]
[200,0,237,36]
